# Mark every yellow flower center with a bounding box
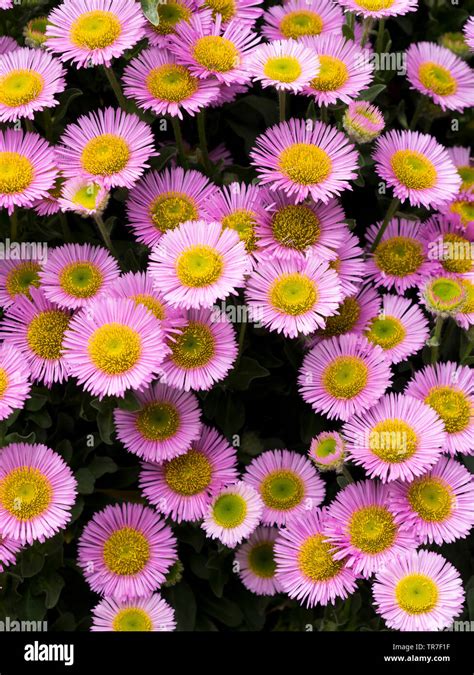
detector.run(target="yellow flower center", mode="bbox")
[152,2,191,36]
[0,69,44,107]
[260,469,305,511]
[278,143,332,185]
[0,368,8,400]
[395,574,439,614]
[271,204,320,251]
[112,608,153,632]
[164,449,212,495]
[70,10,122,50]
[146,64,198,102]
[310,55,349,92]
[269,273,317,316]
[298,534,344,581]
[103,527,150,576]
[27,310,70,360]
[348,505,397,554]
[319,297,361,338]
[440,233,472,274]
[132,293,165,320]
[149,191,198,233]
[0,152,34,194]
[322,355,368,399]
[0,467,52,520]
[458,165,474,192]
[263,56,302,83]
[170,321,215,368]
[355,0,394,9]
[369,419,418,463]
[425,386,471,434]
[72,183,102,210]
[374,235,424,276]
[192,36,239,73]
[176,245,223,288]
[5,261,41,299]
[390,150,437,190]
[212,493,247,528]
[59,261,103,299]
[279,10,323,39]
[136,402,180,441]
[204,0,236,23]
[460,278,474,314]
[418,62,457,97]
[81,134,130,176]
[407,476,453,522]
[222,209,257,251]
[365,315,406,350]
[88,323,142,374]
[248,542,276,578]
[449,199,474,225]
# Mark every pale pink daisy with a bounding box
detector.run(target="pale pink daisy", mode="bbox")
[78,503,177,600]
[373,130,461,208]
[249,39,320,93]
[421,213,474,280]
[56,107,156,189]
[463,16,474,52]
[0,1,12,10]
[337,0,418,19]
[0,535,22,573]
[0,258,42,309]
[344,393,446,483]
[139,425,238,522]
[0,36,17,55]
[313,284,382,342]
[0,442,77,545]
[234,526,283,596]
[250,118,359,204]
[309,431,346,471]
[405,361,474,457]
[343,101,385,144]
[274,507,358,607]
[91,594,176,631]
[441,190,474,230]
[0,343,31,421]
[262,0,344,42]
[0,287,71,387]
[245,256,342,339]
[372,549,464,631]
[126,167,216,248]
[58,177,109,216]
[143,0,197,48]
[32,177,63,217]
[202,481,263,548]
[446,146,474,193]
[196,0,263,26]
[299,334,392,422]
[419,272,474,329]
[45,0,146,68]
[330,231,366,299]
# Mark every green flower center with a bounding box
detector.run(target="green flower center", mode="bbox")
[269,273,317,316]
[0,467,52,520]
[146,64,198,102]
[322,355,368,399]
[212,493,247,529]
[279,10,323,39]
[136,402,180,441]
[59,261,103,299]
[248,542,276,578]
[260,469,304,511]
[222,209,257,251]
[170,322,215,369]
[418,62,457,96]
[5,262,41,299]
[297,534,344,581]
[0,69,44,107]
[365,315,406,350]
[390,150,437,190]
[70,10,122,49]
[176,245,223,288]
[407,476,453,522]
[263,56,302,83]
[112,608,153,632]
[88,323,142,375]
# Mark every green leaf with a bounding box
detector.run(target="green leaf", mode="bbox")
[199,595,243,627]
[342,24,355,40]
[20,547,45,578]
[88,455,118,479]
[4,431,36,444]
[141,0,159,25]
[31,572,65,609]
[75,467,95,495]
[241,95,278,127]
[97,408,115,445]
[358,84,386,102]
[164,582,197,631]
[54,89,83,123]
[25,392,49,411]
[226,356,269,391]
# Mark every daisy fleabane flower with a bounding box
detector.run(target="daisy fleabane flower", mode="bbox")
[234,526,283,597]
[390,456,474,546]
[420,273,474,330]
[196,0,263,26]
[202,481,264,548]
[309,431,346,471]
[446,146,474,193]
[0,37,17,55]
[78,503,177,600]
[168,13,260,86]
[204,181,262,253]
[0,0,12,10]
[421,213,474,279]
[325,480,416,579]
[406,42,474,112]
[0,535,22,573]
[143,0,197,47]
[337,0,418,19]
[330,231,366,299]
[262,0,344,42]
[275,507,358,607]
[249,39,320,93]
[373,130,461,209]
[245,256,342,339]
[58,177,109,217]
[344,393,446,483]
[91,594,176,632]
[45,0,146,68]
[314,284,381,342]
[343,101,385,144]
[0,260,42,305]
[0,344,31,421]
[0,47,66,123]
[251,118,359,204]
[463,16,474,52]
[372,549,464,631]
[56,107,156,189]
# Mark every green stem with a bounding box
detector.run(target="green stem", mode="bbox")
[360,17,374,47]
[409,97,424,131]
[24,118,34,133]
[341,465,354,484]
[278,89,286,123]
[346,11,355,32]
[370,197,401,252]
[430,316,445,365]
[375,18,385,54]
[59,212,71,241]
[236,319,247,366]
[171,116,188,168]
[94,213,114,252]
[10,209,18,240]
[42,109,53,142]
[103,66,128,109]
[197,110,212,175]
[321,105,329,124]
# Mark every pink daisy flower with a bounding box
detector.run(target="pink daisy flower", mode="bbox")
[405,361,474,457]
[202,481,263,548]
[313,284,382,342]
[0,442,77,545]
[463,16,474,52]
[0,258,42,309]
[158,307,238,391]
[255,191,346,262]
[344,393,446,483]
[301,34,374,106]
[406,42,474,112]
[196,0,263,26]
[337,0,418,19]
[274,507,358,607]
[243,449,325,527]
[0,47,66,123]
[250,118,359,204]
[420,272,474,330]
[446,146,474,193]
[299,334,392,422]
[168,13,260,86]
[330,231,366,299]
[0,1,12,10]
[372,549,464,631]
[325,480,416,579]
[32,177,63,217]
[0,129,57,215]
[0,343,31,421]
[56,107,156,189]
[245,257,342,339]
[343,101,385,144]
[249,39,320,93]
[441,190,474,230]
[57,177,109,216]
[421,213,474,280]
[261,0,344,42]
[363,293,430,365]
[373,130,461,209]
[63,297,168,399]
[309,431,346,472]
[139,424,238,522]
[143,0,197,48]
[390,456,474,546]
[114,382,202,463]
[126,167,216,248]
[234,526,283,597]
[45,0,146,68]
[0,36,17,55]
[149,220,250,310]
[0,287,71,387]
[122,47,220,119]
[365,218,435,294]
[78,503,177,600]
[39,243,120,310]
[91,594,176,632]
[0,534,22,573]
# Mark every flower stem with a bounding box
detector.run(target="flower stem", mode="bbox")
[94,213,114,252]
[24,118,34,133]
[409,97,424,131]
[10,210,18,240]
[321,105,329,124]
[278,89,286,123]
[171,116,188,169]
[375,18,385,54]
[59,212,71,241]
[103,66,128,109]
[430,315,445,365]
[341,465,354,484]
[360,17,374,47]
[370,197,401,252]
[197,110,212,175]
[236,318,247,366]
